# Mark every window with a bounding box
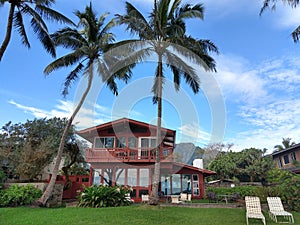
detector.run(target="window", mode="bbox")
[283,154,290,164]
[192,174,199,196]
[171,174,181,195]
[117,137,126,148]
[128,137,137,148]
[94,137,115,148]
[116,168,125,185]
[277,158,282,168]
[182,175,192,194]
[139,169,149,187]
[291,152,297,161]
[93,169,102,185]
[128,169,137,186]
[161,174,171,196]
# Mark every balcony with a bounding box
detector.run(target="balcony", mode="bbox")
[86,147,173,163]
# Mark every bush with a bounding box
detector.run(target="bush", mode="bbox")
[0,184,42,207]
[77,185,132,208]
[267,169,300,211]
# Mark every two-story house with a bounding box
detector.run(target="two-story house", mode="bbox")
[77,118,215,202]
[272,143,300,174]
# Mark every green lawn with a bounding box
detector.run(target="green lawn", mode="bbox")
[0,205,299,225]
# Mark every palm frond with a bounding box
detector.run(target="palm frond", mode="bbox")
[175,3,204,20]
[164,49,200,93]
[116,2,154,40]
[292,25,300,42]
[51,28,85,49]
[13,10,30,48]
[22,4,56,57]
[62,63,85,97]
[44,50,85,74]
[35,4,74,25]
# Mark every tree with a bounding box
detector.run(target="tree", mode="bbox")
[38,3,132,206]
[0,118,75,181]
[0,0,73,61]
[208,152,237,180]
[260,0,300,42]
[202,143,233,168]
[274,137,296,152]
[116,0,218,205]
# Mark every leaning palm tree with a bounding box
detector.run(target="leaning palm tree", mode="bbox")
[116,0,218,205]
[0,0,73,61]
[260,0,300,42]
[38,4,133,206]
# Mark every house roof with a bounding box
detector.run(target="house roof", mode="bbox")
[173,162,216,176]
[271,143,300,157]
[77,117,176,142]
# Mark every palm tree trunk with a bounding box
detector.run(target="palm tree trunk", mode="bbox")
[38,63,94,206]
[149,54,163,205]
[0,4,15,61]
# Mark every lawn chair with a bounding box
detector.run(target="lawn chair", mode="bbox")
[245,196,266,225]
[207,191,217,203]
[267,197,294,223]
[180,193,191,202]
[171,195,182,204]
[141,194,149,203]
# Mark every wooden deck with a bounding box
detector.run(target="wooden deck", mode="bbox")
[85,147,173,163]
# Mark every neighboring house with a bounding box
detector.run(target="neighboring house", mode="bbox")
[272,143,300,174]
[77,118,215,202]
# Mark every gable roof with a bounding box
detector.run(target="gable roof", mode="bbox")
[77,117,176,142]
[271,143,300,157]
[173,162,216,176]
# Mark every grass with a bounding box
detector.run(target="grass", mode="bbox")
[0,205,299,225]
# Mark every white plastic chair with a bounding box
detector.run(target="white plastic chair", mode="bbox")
[180,193,191,202]
[171,195,182,204]
[245,196,266,225]
[141,194,149,203]
[267,197,294,223]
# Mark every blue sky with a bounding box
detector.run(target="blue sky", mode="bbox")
[1,0,300,153]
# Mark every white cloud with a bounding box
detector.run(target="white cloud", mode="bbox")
[177,122,211,145]
[8,99,112,130]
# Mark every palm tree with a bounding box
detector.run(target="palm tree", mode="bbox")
[116,0,218,205]
[274,137,296,152]
[0,0,73,61]
[260,0,300,42]
[38,3,133,206]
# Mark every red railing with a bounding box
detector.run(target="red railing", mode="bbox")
[86,147,173,162]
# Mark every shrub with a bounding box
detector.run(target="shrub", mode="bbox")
[267,169,300,211]
[77,185,132,208]
[0,184,42,207]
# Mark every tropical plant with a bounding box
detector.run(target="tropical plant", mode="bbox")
[116,0,218,204]
[77,185,132,208]
[0,0,73,61]
[274,137,296,152]
[0,184,42,207]
[38,3,133,206]
[260,0,300,42]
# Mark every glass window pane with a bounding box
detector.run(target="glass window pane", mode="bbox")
[128,137,137,148]
[105,137,114,148]
[117,137,126,148]
[182,174,191,194]
[283,155,290,164]
[140,169,149,187]
[161,174,170,196]
[93,169,102,185]
[116,168,125,186]
[95,137,105,148]
[172,174,181,195]
[128,169,137,186]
